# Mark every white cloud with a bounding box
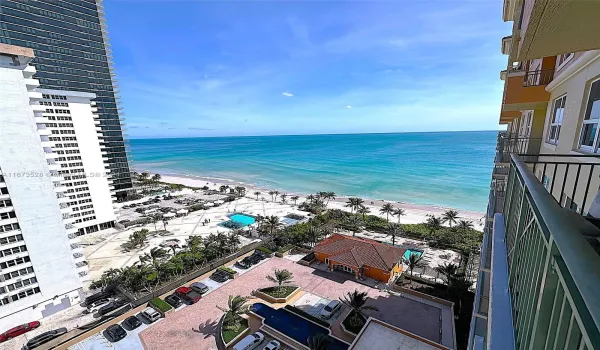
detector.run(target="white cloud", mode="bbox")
[345,105,352,109]
[282,91,294,97]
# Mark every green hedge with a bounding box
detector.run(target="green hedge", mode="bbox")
[276,244,294,253]
[150,297,172,313]
[256,246,273,255]
[222,317,248,344]
[259,286,297,299]
[284,305,331,328]
[218,266,237,275]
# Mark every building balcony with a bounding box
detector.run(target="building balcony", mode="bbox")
[515,0,600,60]
[23,65,36,79]
[495,135,543,164]
[31,104,46,113]
[34,116,49,124]
[28,91,42,100]
[24,78,40,89]
[501,36,512,55]
[473,153,600,349]
[37,128,52,136]
[501,69,552,113]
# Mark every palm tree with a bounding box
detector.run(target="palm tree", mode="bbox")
[306,194,315,203]
[307,334,329,350]
[406,252,425,284]
[268,190,275,202]
[379,203,395,222]
[139,172,149,183]
[235,186,246,197]
[339,290,379,327]
[273,190,280,202]
[143,247,169,268]
[291,195,299,206]
[435,262,459,290]
[217,295,249,330]
[226,232,241,251]
[151,174,161,187]
[325,191,336,205]
[266,269,294,292]
[263,216,283,236]
[392,208,406,224]
[254,191,261,200]
[220,185,229,193]
[357,205,370,220]
[281,193,288,204]
[306,226,324,246]
[426,215,443,234]
[387,223,402,246]
[345,215,363,237]
[457,220,474,231]
[345,197,364,214]
[442,210,460,227]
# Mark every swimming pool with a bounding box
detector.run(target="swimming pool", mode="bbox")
[250,303,348,350]
[403,249,423,260]
[229,214,256,226]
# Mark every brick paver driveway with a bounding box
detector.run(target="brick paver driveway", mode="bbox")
[139,257,441,349]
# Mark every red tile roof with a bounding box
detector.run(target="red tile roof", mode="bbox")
[314,234,406,271]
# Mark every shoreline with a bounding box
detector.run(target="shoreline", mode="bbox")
[134,169,486,230]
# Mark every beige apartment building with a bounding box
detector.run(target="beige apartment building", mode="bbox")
[468,0,600,349]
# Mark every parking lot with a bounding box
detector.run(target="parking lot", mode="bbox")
[292,293,345,324]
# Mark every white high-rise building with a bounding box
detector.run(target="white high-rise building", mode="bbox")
[0,44,86,326]
[39,90,117,236]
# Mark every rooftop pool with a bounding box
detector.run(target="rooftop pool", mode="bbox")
[229,214,256,226]
[250,303,348,350]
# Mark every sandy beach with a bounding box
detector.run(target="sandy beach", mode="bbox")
[154,172,486,231]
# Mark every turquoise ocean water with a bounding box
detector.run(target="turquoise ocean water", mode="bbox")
[130,131,496,212]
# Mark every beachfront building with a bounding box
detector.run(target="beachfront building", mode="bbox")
[39,89,117,235]
[0,0,133,198]
[314,234,405,283]
[468,1,600,349]
[0,44,85,327]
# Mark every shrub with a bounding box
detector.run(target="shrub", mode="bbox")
[284,305,331,328]
[276,244,294,253]
[285,213,305,220]
[222,317,248,344]
[187,204,206,212]
[150,297,172,313]
[218,266,237,275]
[256,246,273,255]
[221,220,244,229]
[259,286,297,299]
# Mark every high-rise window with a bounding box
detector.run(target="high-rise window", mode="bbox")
[548,95,566,144]
[579,79,600,151]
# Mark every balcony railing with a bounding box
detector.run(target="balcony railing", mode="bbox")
[496,136,543,164]
[501,154,600,349]
[523,69,554,87]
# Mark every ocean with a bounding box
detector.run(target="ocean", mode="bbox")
[129,131,497,212]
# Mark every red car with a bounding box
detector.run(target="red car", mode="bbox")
[174,286,202,304]
[0,321,40,342]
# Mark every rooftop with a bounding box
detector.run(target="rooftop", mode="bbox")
[314,233,406,271]
[350,318,450,350]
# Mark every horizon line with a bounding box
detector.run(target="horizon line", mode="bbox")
[129,129,502,140]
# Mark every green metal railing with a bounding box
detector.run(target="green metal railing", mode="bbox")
[503,154,600,349]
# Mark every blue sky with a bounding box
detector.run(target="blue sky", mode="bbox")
[106,0,511,139]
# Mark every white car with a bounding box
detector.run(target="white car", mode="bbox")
[85,299,111,314]
[233,332,264,350]
[320,299,342,319]
[263,340,281,350]
[141,307,161,323]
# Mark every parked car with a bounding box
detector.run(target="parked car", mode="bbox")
[320,299,342,319]
[190,282,209,294]
[0,321,41,342]
[209,270,229,283]
[233,332,264,350]
[23,327,67,349]
[252,251,268,260]
[236,257,253,269]
[98,300,131,317]
[246,254,262,265]
[141,307,161,323]
[175,287,202,304]
[121,316,142,330]
[84,291,111,306]
[165,294,183,308]
[86,298,111,314]
[263,340,281,350]
[103,324,127,343]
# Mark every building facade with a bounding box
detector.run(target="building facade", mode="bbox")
[0,44,85,328]
[0,0,132,196]
[39,89,117,235]
[468,0,600,349]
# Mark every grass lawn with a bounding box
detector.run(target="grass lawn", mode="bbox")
[222,318,249,344]
[260,286,297,298]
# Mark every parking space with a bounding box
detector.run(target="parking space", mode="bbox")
[292,293,345,324]
[67,313,163,350]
